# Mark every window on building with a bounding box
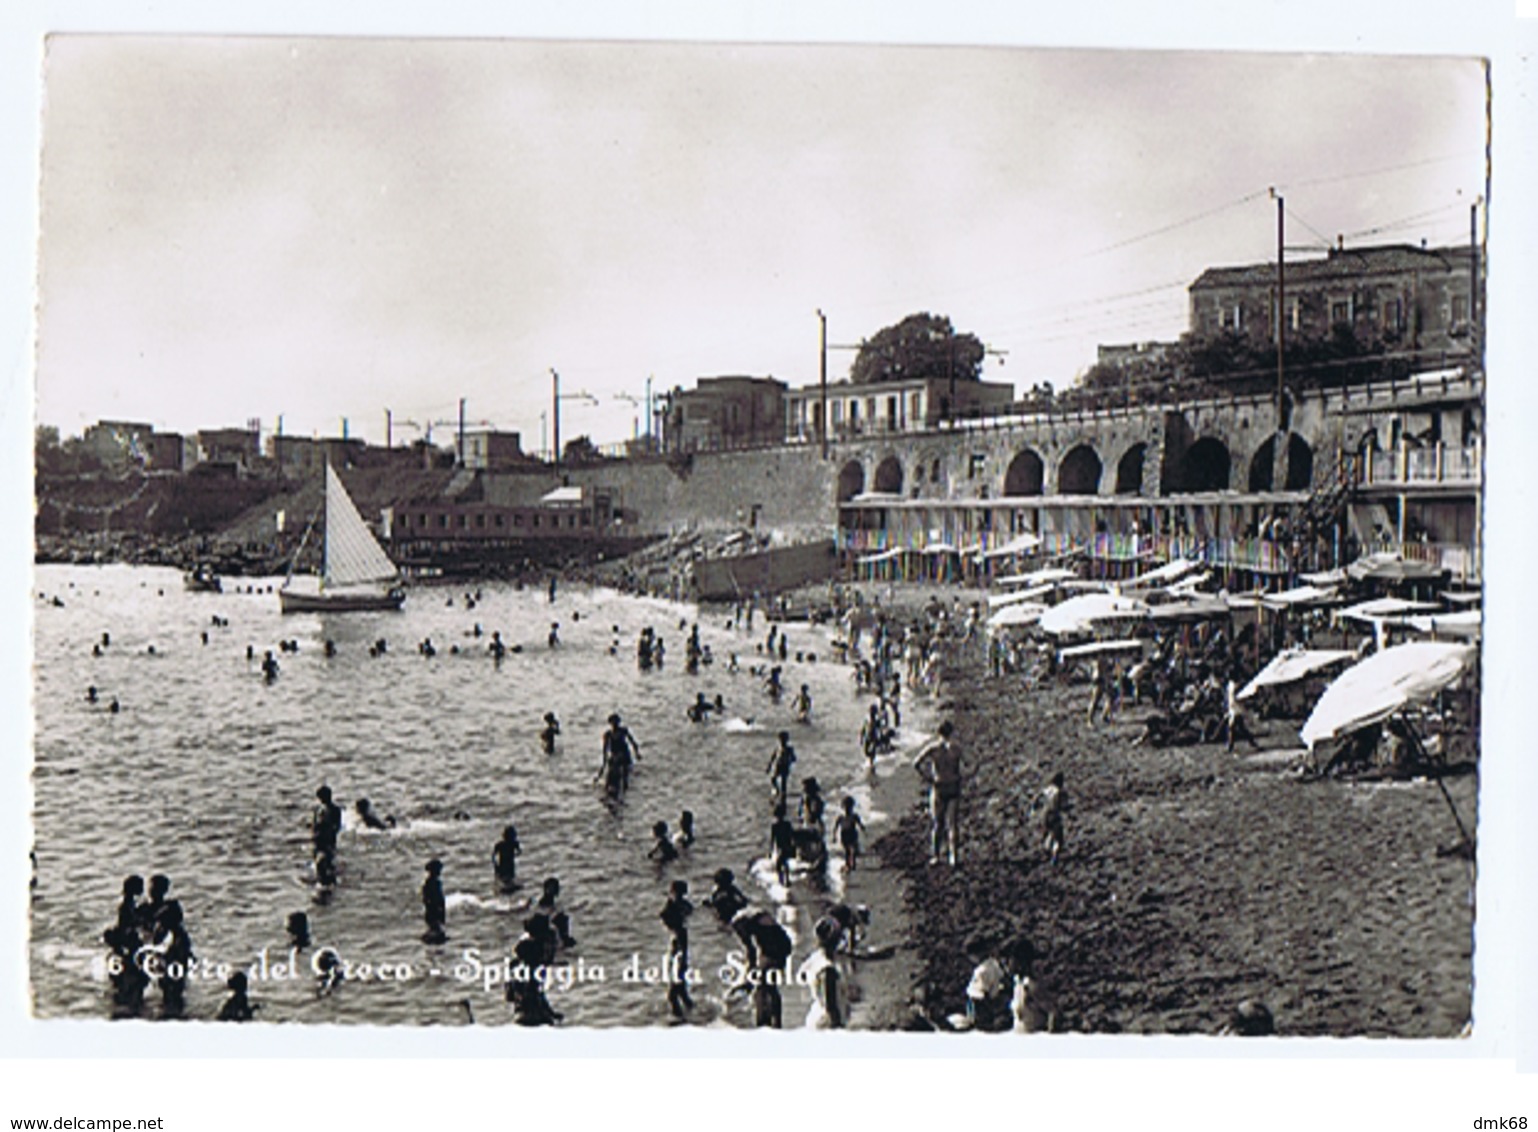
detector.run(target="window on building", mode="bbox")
[1218,301,1242,331]
[1289,297,1301,332]
[457,514,467,529]
[569,515,577,529]
[1383,298,1404,332]
[533,515,541,528]
[1451,294,1469,325]
[438,514,448,529]
[931,458,942,483]
[418,514,427,528]
[910,392,922,424]
[475,513,485,528]
[581,513,591,526]
[1331,298,1352,325]
[494,514,504,527]
[514,513,524,527]
[968,453,986,480]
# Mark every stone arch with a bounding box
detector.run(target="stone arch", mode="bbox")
[872,454,904,495]
[1284,434,1313,490]
[1247,433,1315,493]
[836,459,865,503]
[1004,447,1045,496]
[1058,443,1104,495]
[1180,437,1231,492]
[1115,443,1147,495]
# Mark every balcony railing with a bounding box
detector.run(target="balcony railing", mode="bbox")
[1359,442,1481,488]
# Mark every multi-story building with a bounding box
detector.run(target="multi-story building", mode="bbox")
[783,374,1016,444]
[662,376,787,453]
[1187,241,1479,370]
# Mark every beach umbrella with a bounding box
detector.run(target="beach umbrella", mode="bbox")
[997,566,1079,588]
[979,531,1043,559]
[856,548,905,565]
[1059,639,1145,660]
[1127,558,1200,588]
[1260,584,1344,611]
[1338,597,1441,623]
[988,584,1056,609]
[1038,593,1150,637]
[987,602,1048,630]
[1345,552,1443,583]
[1147,595,1232,623]
[1237,648,1356,701]
[1299,641,1475,749]
[1300,567,1348,587]
[1404,610,1482,642]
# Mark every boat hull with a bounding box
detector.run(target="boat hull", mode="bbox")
[279,589,405,614]
[183,575,222,593]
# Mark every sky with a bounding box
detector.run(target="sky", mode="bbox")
[31,37,1487,453]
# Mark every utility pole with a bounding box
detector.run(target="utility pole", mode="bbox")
[817,309,828,459]
[551,369,561,471]
[645,375,653,448]
[1470,200,1482,371]
[457,398,466,467]
[1273,188,1286,423]
[385,409,392,450]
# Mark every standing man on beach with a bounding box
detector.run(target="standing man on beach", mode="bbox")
[913,720,963,866]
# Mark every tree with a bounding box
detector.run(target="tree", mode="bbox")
[562,435,604,466]
[850,313,985,387]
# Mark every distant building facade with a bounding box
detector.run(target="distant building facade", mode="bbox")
[269,435,366,475]
[458,429,527,471]
[1188,242,1479,364]
[194,427,262,470]
[783,375,1015,443]
[663,376,787,453]
[81,421,186,472]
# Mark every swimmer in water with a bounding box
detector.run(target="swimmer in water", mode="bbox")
[217,971,256,1021]
[493,825,522,889]
[769,803,796,888]
[422,859,447,943]
[792,684,812,723]
[834,796,866,872]
[799,777,826,831]
[674,810,696,850]
[489,632,507,661]
[286,912,311,950]
[535,878,576,948]
[314,948,344,996]
[261,651,280,682]
[686,692,713,723]
[540,712,561,755]
[109,698,121,714]
[703,868,749,924]
[649,821,679,863]
[86,686,98,704]
[766,731,797,806]
[597,713,641,798]
[548,622,560,648]
[354,798,393,830]
[660,879,695,1019]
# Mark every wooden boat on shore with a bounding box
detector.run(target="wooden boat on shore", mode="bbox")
[280,464,405,614]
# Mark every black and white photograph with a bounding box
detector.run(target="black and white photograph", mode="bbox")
[8,2,1538,1125]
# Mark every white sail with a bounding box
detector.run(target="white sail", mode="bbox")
[322,464,399,589]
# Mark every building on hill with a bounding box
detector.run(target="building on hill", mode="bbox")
[783,373,1015,444]
[662,376,787,453]
[195,426,262,471]
[1187,241,1480,371]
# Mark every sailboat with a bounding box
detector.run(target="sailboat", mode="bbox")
[279,464,406,613]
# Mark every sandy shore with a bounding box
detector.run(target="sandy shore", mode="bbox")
[816,582,1476,1038]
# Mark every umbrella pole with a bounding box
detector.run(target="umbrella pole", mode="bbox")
[1405,716,1475,870]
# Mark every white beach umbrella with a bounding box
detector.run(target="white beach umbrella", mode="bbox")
[1038,593,1150,637]
[1299,642,1475,749]
[987,602,1049,630]
[1237,648,1357,701]
[1339,597,1441,623]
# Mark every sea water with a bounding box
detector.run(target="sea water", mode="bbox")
[29,564,930,1027]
